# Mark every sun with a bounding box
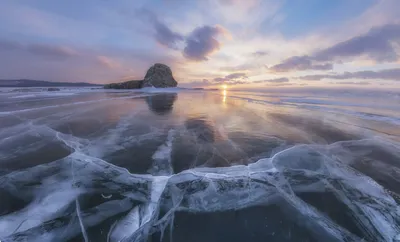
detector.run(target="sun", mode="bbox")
[222,84,228,90]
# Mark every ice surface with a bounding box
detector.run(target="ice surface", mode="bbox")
[1,141,399,241]
[108,206,140,242]
[0,93,149,115]
[222,90,400,125]
[149,129,175,176]
[0,88,399,241]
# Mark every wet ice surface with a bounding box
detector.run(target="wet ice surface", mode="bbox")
[0,87,400,242]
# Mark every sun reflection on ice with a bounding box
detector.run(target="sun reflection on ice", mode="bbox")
[222,85,227,103]
[223,90,227,103]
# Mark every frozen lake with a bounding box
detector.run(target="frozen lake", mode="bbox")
[0,87,399,242]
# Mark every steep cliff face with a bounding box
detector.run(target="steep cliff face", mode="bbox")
[142,63,177,88]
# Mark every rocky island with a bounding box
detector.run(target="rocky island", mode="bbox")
[104,63,178,89]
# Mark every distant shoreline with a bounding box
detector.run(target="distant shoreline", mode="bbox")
[0,79,101,88]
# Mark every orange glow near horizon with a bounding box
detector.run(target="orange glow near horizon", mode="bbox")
[222,84,228,90]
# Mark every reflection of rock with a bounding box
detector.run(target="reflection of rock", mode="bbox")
[145,93,177,115]
[184,117,215,143]
[142,63,178,88]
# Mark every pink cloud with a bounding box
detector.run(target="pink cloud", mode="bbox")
[96,56,121,69]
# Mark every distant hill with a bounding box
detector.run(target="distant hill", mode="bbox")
[0,79,101,87]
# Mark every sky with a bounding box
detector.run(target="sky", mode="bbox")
[0,0,399,88]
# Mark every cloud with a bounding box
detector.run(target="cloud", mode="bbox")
[229,80,247,85]
[0,40,78,60]
[183,25,227,61]
[184,77,247,87]
[297,68,400,81]
[270,83,295,87]
[139,10,229,60]
[96,56,121,69]
[333,81,370,85]
[269,56,333,72]
[0,39,22,50]
[139,9,228,62]
[225,72,247,79]
[183,72,248,86]
[251,50,268,57]
[313,24,400,63]
[218,0,241,5]
[183,79,211,87]
[213,77,227,83]
[27,44,78,60]
[139,9,184,50]
[152,19,184,49]
[213,72,248,83]
[220,63,267,72]
[297,74,333,81]
[270,24,400,72]
[211,0,281,26]
[253,77,289,83]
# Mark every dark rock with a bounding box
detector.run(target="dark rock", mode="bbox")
[104,80,143,89]
[47,88,60,91]
[103,63,178,89]
[142,63,178,88]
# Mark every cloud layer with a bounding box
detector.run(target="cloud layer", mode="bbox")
[253,77,289,83]
[212,72,248,84]
[270,24,400,73]
[142,10,184,49]
[140,10,227,61]
[183,26,227,61]
[27,44,78,60]
[270,56,333,72]
[0,0,399,87]
[298,68,400,81]
[314,24,400,63]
